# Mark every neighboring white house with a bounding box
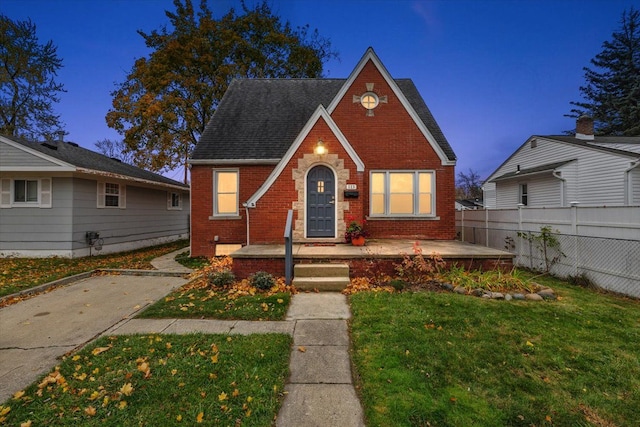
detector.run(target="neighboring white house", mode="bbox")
[0,134,190,258]
[484,116,640,209]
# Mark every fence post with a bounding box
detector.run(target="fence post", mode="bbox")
[485,208,489,247]
[461,208,465,242]
[517,204,524,266]
[570,201,579,276]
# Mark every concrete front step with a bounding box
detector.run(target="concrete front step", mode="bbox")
[293,263,350,291]
[294,263,349,278]
[293,277,351,292]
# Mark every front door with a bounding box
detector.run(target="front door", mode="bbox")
[306,165,335,238]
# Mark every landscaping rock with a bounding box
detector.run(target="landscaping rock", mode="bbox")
[525,293,544,301]
[470,288,484,297]
[482,294,491,299]
[454,286,467,295]
[442,283,454,291]
[504,294,513,301]
[537,289,557,300]
[490,292,505,299]
[513,293,525,300]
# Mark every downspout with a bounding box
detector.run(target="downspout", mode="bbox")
[243,203,250,246]
[552,171,566,206]
[624,160,640,205]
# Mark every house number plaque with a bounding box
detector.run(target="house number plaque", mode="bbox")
[346,184,357,190]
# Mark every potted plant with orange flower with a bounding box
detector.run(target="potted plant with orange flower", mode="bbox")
[344,216,369,246]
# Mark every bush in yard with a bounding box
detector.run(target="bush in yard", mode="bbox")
[250,271,275,290]
[207,270,235,288]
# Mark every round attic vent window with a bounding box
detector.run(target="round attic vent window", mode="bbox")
[360,92,379,110]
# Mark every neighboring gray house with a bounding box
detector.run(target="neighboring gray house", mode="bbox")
[0,135,190,257]
[484,116,640,209]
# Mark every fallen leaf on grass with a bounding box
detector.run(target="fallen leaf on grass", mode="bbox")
[218,392,228,401]
[120,383,134,396]
[85,406,96,416]
[20,420,32,427]
[196,411,204,423]
[13,390,25,400]
[91,346,111,356]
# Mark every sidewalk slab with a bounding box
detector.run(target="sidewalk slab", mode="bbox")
[232,320,295,335]
[107,318,177,335]
[289,345,352,384]
[276,384,365,427]
[293,319,349,346]
[150,248,193,273]
[286,293,351,320]
[162,319,237,334]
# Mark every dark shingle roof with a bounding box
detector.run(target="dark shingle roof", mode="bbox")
[540,135,640,158]
[9,136,188,188]
[191,78,456,162]
[491,160,576,182]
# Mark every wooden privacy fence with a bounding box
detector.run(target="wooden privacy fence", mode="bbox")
[456,206,640,298]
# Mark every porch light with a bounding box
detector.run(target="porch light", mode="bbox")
[314,139,326,155]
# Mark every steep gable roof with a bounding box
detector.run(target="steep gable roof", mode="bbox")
[191,48,456,164]
[2,135,188,189]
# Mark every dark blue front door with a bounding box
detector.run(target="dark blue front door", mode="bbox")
[307,165,335,237]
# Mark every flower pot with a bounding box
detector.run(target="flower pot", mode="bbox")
[351,236,366,246]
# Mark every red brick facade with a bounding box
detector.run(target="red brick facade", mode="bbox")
[191,57,456,258]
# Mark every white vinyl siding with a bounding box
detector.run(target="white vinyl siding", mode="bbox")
[0,178,52,208]
[370,170,435,217]
[631,167,640,205]
[213,169,239,216]
[491,137,636,208]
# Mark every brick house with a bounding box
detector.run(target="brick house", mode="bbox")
[189,48,457,258]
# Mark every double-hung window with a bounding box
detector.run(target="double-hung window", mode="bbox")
[213,170,239,216]
[370,171,435,216]
[14,179,39,203]
[97,182,126,208]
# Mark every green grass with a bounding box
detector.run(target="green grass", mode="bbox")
[138,289,291,321]
[0,240,189,298]
[349,273,640,426]
[2,333,291,426]
[174,251,210,269]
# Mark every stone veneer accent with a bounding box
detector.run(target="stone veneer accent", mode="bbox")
[292,153,350,241]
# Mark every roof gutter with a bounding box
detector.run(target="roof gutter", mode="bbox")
[76,168,189,191]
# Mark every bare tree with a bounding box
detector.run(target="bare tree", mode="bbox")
[95,138,135,164]
[456,169,483,200]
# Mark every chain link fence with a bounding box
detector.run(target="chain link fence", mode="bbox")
[457,225,640,298]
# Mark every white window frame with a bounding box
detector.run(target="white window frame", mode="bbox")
[369,170,436,217]
[167,191,182,210]
[0,178,52,208]
[97,182,126,209]
[519,183,528,206]
[212,169,239,217]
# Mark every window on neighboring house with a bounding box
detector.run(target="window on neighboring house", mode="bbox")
[0,178,52,208]
[168,191,182,210]
[370,171,435,216]
[213,170,239,216]
[519,183,528,206]
[14,179,38,203]
[97,182,126,208]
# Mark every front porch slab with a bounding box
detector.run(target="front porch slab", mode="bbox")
[230,239,514,279]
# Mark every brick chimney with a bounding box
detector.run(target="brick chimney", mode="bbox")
[575,115,594,140]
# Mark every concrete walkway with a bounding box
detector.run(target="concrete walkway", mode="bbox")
[1,250,366,425]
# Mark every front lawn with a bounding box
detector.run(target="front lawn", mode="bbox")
[1,333,291,426]
[0,240,189,298]
[349,273,640,426]
[138,289,291,321]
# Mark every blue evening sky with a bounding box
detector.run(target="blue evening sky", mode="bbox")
[1,0,635,182]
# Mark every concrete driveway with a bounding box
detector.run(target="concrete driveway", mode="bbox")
[0,273,188,402]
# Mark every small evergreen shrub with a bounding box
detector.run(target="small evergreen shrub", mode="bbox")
[389,279,408,292]
[208,270,235,288]
[250,271,275,290]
